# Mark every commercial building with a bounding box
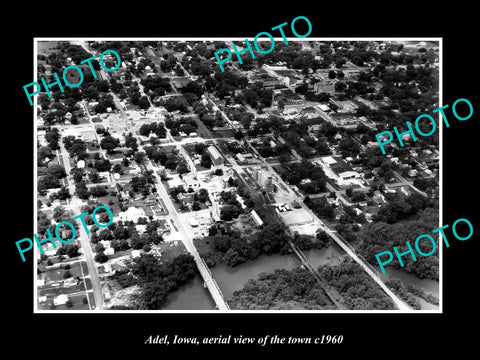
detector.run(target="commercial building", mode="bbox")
[250,210,263,227]
[207,145,224,165]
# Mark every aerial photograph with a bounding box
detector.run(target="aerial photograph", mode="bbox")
[34,39,440,312]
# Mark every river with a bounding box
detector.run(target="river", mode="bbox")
[162,273,216,310]
[163,244,344,310]
[163,243,439,310]
[380,268,440,310]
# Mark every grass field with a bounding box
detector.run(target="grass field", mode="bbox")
[44,261,87,282]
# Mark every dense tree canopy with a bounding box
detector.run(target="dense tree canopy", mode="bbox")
[230,268,336,310]
[319,259,395,310]
[356,207,439,280]
[132,254,197,309]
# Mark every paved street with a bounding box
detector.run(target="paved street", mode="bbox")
[58,139,104,310]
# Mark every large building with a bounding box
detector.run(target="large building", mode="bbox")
[207,145,224,166]
[314,79,336,95]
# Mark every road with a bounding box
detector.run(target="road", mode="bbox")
[58,139,104,310]
[321,224,410,310]
[143,158,229,310]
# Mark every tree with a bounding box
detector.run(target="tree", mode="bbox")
[53,186,71,201]
[339,138,361,157]
[200,153,212,168]
[139,123,152,137]
[75,181,90,200]
[243,89,259,108]
[93,158,112,172]
[94,102,107,114]
[66,245,80,258]
[304,196,334,220]
[181,81,204,96]
[346,187,353,198]
[295,82,309,95]
[176,160,190,175]
[335,82,347,92]
[38,174,60,191]
[95,243,105,253]
[94,251,108,263]
[90,186,108,198]
[133,151,146,164]
[233,130,244,140]
[89,170,100,183]
[112,163,123,175]
[138,96,150,109]
[38,145,54,161]
[224,248,242,267]
[52,205,69,222]
[63,270,72,279]
[124,134,138,150]
[220,205,242,221]
[197,188,209,203]
[192,201,201,211]
[100,136,120,154]
[328,70,336,79]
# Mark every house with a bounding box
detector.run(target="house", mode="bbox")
[129,164,142,175]
[53,294,69,306]
[144,194,157,204]
[63,278,78,287]
[136,224,147,234]
[251,210,263,226]
[236,194,247,209]
[104,263,113,273]
[373,191,386,203]
[104,248,115,256]
[314,80,335,95]
[118,207,146,222]
[408,169,418,177]
[339,171,360,180]
[316,103,330,112]
[100,240,112,249]
[189,218,199,227]
[284,75,297,86]
[131,250,141,259]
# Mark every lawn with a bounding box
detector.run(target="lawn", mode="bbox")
[44,292,92,310]
[38,279,87,297]
[192,115,214,139]
[155,240,190,263]
[96,195,122,216]
[44,261,86,282]
[214,128,235,138]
